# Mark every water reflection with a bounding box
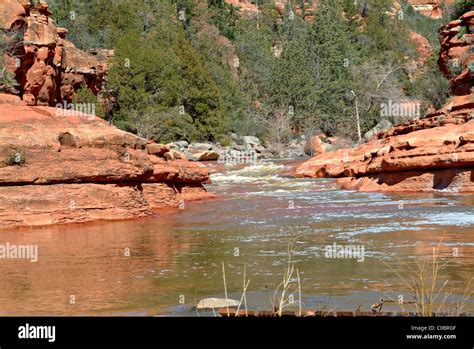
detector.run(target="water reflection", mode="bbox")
[0,162,472,315]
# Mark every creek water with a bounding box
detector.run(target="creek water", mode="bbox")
[0,161,473,316]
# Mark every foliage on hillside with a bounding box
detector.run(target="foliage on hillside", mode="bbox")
[46,0,456,144]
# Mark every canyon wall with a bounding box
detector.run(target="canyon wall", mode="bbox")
[1,0,109,106]
[295,11,474,193]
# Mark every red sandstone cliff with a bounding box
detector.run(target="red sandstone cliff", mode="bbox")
[295,11,474,193]
[0,0,110,106]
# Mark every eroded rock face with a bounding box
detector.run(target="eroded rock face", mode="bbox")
[295,115,474,192]
[295,11,474,193]
[438,11,474,96]
[295,99,474,192]
[0,101,213,229]
[1,0,110,106]
[410,31,432,65]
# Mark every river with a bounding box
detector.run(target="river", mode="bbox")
[0,161,472,316]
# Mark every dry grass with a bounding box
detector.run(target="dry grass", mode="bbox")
[221,261,230,317]
[272,237,304,316]
[220,261,251,317]
[383,239,473,316]
[218,237,306,317]
[236,265,251,316]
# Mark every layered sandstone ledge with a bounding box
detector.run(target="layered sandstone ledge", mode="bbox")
[295,12,474,193]
[295,99,474,193]
[295,113,474,192]
[0,100,213,229]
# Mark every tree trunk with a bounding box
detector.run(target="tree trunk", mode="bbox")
[354,96,361,143]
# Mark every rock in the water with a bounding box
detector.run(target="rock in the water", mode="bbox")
[189,143,213,152]
[196,298,240,310]
[281,147,306,159]
[182,151,198,162]
[232,144,247,152]
[252,144,265,153]
[259,150,275,159]
[175,140,189,149]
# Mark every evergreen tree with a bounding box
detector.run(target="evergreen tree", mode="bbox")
[305,0,359,136]
[106,0,228,142]
[267,15,314,125]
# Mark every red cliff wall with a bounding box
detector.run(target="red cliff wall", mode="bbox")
[1,0,109,106]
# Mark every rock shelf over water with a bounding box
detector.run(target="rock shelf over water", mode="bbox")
[0,103,213,229]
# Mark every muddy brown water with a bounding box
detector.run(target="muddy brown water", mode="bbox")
[0,161,472,316]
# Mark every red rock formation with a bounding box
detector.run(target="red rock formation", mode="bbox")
[1,0,109,106]
[438,11,474,96]
[308,135,326,156]
[295,12,474,193]
[0,101,213,229]
[224,0,259,15]
[407,0,447,19]
[224,0,318,21]
[295,112,474,192]
[410,31,432,65]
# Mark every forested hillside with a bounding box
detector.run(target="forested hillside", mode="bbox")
[42,0,472,145]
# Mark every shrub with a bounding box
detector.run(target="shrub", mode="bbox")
[451,0,474,20]
[5,150,26,166]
